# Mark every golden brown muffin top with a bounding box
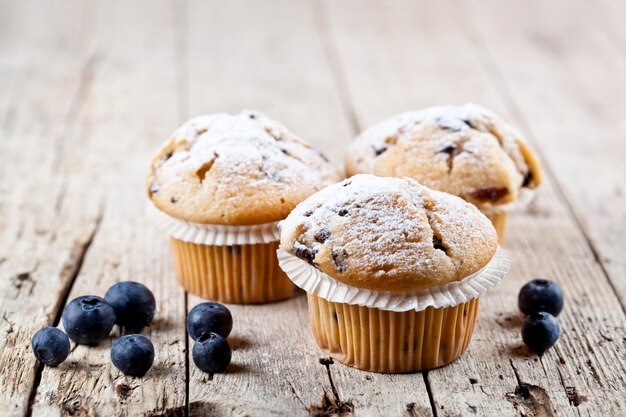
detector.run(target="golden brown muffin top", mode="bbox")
[148,110,343,225]
[279,175,498,291]
[345,104,542,211]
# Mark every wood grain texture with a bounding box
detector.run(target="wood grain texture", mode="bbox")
[1,0,625,416]
[183,0,432,415]
[185,0,353,167]
[0,2,103,415]
[457,0,626,308]
[28,1,188,416]
[321,0,626,415]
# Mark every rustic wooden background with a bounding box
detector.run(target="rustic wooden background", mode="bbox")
[1,0,625,416]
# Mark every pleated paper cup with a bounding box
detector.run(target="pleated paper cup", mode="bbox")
[149,203,297,304]
[278,248,510,373]
[480,188,535,244]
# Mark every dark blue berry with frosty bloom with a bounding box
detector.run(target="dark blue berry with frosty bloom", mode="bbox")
[187,302,232,340]
[62,296,116,345]
[31,327,70,366]
[105,281,156,333]
[192,332,231,373]
[518,279,564,316]
[111,334,155,377]
[522,312,560,354]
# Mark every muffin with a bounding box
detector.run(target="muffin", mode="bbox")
[148,110,343,304]
[278,175,508,372]
[345,103,542,242]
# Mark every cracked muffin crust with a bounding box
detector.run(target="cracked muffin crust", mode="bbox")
[344,103,542,211]
[148,110,343,225]
[279,174,498,292]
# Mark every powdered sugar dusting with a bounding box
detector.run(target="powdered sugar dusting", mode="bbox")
[346,103,542,210]
[148,110,342,224]
[278,247,510,311]
[279,174,498,291]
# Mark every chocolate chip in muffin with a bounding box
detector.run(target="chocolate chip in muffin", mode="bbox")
[432,234,448,254]
[263,167,283,182]
[372,144,388,156]
[462,118,476,129]
[149,179,159,196]
[331,248,348,272]
[470,187,509,202]
[293,242,317,264]
[438,144,456,155]
[170,196,178,204]
[523,171,534,187]
[425,210,449,254]
[437,144,456,171]
[303,209,314,217]
[437,141,468,172]
[337,208,349,217]
[314,228,331,243]
[370,134,398,156]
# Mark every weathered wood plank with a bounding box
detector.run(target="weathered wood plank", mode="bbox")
[186,295,323,416]
[321,0,626,415]
[30,1,187,415]
[0,2,104,415]
[2,0,625,416]
[459,0,626,309]
[185,0,353,167]
[183,0,433,415]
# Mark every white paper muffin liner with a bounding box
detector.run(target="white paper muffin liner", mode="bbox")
[480,188,536,215]
[147,202,280,245]
[277,247,510,312]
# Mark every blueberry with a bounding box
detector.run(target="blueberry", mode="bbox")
[522,312,560,354]
[192,332,231,373]
[518,279,564,316]
[62,296,116,345]
[187,302,232,341]
[111,334,155,377]
[104,281,156,333]
[31,327,70,366]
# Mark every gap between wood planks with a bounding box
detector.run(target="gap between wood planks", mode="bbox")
[15,38,105,416]
[313,0,624,415]
[184,293,191,417]
[25,208,104,417]
[312,1,441,415]
[449,0,626,317]
[16,1,619,414]
[174,2,192,415]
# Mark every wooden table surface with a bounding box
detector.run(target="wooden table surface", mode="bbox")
[1,0,625,416]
